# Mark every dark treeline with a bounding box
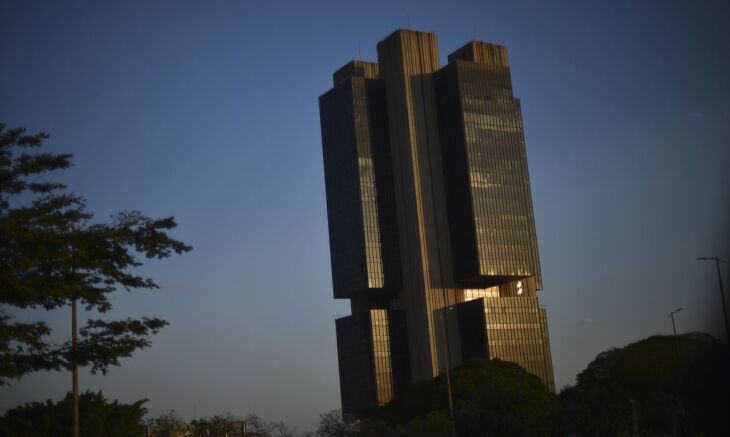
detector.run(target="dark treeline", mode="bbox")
[339,334,729,436]
[557,333,729,436]
[2,333,727,436]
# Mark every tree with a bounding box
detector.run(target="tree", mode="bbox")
[378,359,560,436]
[314,410,360,437]
[271,420,300,437]
[147,410,190,436]
[189,413,250,437]
[0,390,147,436]
[146,411,311,437]
[311,360,558,437]
[0,123,191,435]
[188,412,303,437]
[396,411,451,437]
[558,333,730,436]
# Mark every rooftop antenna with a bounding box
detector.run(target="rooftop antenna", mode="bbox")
[473,24,477,41]
[407,13,411,29]
[358,43,362,60]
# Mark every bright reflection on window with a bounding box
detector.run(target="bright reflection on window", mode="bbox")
[464,287,499,301]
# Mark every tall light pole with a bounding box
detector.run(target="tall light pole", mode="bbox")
[697,256,729,342]
[669,308,683,337]
[669,307,682,356]
[438,307,457,437]
[71,296,79,437]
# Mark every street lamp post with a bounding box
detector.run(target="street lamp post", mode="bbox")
[669,308,683,337]
[669,308,682,356]
[696,256,729,342]
[438,307,457,437]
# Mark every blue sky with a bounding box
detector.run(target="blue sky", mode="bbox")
[1,0,728,430]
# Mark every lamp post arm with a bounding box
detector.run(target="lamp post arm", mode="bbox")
[714,257,730,342]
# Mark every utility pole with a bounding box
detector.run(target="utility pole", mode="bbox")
[67,234,80,437]
[438,308,457,437]
[72,297,79,437]
[669,308,682,356]
[669,307,683,336]
[697,256,729,342]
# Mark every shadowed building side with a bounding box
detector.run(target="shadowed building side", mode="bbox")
[335,310,410,415]
[319,62,400,299]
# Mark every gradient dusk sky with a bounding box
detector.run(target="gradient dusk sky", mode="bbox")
[1,0,728,430]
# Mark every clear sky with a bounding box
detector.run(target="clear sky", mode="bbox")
[1,0,728,430]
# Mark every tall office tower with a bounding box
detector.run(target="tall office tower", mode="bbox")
[319,30,554,415]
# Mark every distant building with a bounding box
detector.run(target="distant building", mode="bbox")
[319,29,555,415]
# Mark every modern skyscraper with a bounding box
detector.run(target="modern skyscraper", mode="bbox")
[319,29,555,415]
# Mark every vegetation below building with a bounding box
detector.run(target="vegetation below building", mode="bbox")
[1,333,727,436]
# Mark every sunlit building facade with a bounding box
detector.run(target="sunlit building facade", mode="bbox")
[319,29,554,415]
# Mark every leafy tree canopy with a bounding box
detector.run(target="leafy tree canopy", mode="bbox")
[0,390,147,436]
[314,409,360,437]
[378,358,560,437]
[0,122,191,384]
[558,333,730,436]
[146,410,304,437]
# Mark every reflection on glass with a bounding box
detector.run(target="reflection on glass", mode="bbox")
[482,296,555,391]
[371,310,394,405]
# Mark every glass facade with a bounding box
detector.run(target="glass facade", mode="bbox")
[335,310,409,415]
[352,80,384,289]
[482,296,554,391]
[370,310,393,404]
[436,41,542,288]
[320,62,400,299]
[448,290,554,392]
[335,312,377,414]
[320,31,554,415]
[462,286,554,391]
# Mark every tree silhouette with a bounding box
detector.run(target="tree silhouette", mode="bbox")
[0,391,147,436]
[378,359,559,436]
[558,333,730,436]
[0,122,191,435]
